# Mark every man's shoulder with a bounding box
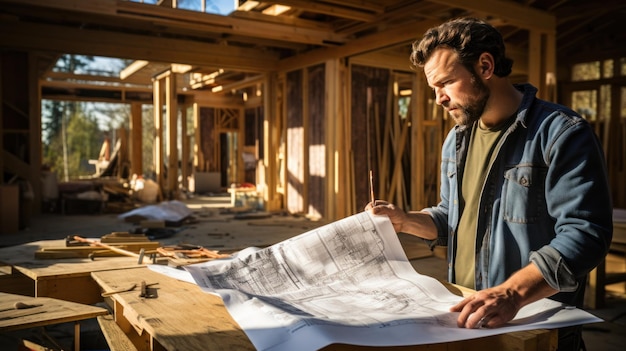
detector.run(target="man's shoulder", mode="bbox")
[516,84,584,127]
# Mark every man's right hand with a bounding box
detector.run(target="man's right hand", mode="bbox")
[366,200,407,233]
[366,201,438,240]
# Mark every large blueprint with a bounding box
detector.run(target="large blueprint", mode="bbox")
[151,211,601,351]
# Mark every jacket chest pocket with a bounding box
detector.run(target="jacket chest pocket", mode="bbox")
[502,165,546,223]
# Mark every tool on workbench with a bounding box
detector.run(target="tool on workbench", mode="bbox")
[0,301,42,312]
[156,244,230,259]
[67,235,148,264]
[139,281,159,298]
[101,283,137,297]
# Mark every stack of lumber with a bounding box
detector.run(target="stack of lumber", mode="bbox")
[34,232,159,260]
[32,232,231,267]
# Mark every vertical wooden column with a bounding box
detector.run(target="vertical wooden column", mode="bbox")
[181,105,189,190]
[528,29,557,101]
[152,77,164,199]
[29,54,42,214]
[192,102,202,172]
[0,54,3,178]
[129,102,143,177]
[262,72,281,211]
[324,58,346,221]
[301,69,310,215]
[544,32,557,102]
[528,30,542,93]
[165,72,178,197]
[237,106,245,184]
[411,72,426,209]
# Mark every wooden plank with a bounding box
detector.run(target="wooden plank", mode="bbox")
[91,267,255,351]
[267,0,377,22]
[0,239,148,281]
[427,0,555,32]
[0,292,107,332]
[0,0,347,46]
[279,19,440,72]
[98,314,139,351]
[0,21,278,72]
[0,270,34,296]
[90,266,557,351]
[35,274,104,305]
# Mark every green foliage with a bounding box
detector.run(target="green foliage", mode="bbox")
[43,103,103,180]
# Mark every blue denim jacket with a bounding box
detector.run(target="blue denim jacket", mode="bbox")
[423,84,613,306]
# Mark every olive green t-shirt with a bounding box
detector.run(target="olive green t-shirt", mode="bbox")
[455,121,506,289]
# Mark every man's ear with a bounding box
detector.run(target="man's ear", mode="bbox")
[477,52,494,78]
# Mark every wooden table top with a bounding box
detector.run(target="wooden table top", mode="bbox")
[0,292,108,332]
[0,239,148,280]
[91,266,556,351]
[91,266,254,351]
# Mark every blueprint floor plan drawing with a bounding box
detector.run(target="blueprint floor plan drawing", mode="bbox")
[152,211,601,351]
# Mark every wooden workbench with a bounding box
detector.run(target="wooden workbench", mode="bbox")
[0,239,147,304]
[0,292,108,351]
[91,267,557,351]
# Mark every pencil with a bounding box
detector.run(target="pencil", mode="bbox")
[369,169,375,206]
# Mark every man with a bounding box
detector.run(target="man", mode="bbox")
[368,17,612,350]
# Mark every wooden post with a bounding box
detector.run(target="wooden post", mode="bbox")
[528,30,542,94]
[130,102,143,177]
[544,32,557,102]
[192,102,203,172]
[238,106,245,185]
[262,72,282,211]
[165,72,178,198]
[152,77,164,200]
[181,105,189,190]
[411,72,425,208]
[325,59,345,220]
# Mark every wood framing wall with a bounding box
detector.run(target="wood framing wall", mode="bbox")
[5,1,624,223]
[1,51,42,225]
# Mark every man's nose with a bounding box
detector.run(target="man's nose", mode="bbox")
[434,88,449,105]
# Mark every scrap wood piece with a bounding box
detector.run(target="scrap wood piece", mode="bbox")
[156,246,230,260]
[35,248,115,259]
[68,236,153,263]
[35,243,160,259]
[101,231,151,243]
[65,238,159,251]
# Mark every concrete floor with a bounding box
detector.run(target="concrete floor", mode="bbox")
[1,194,625,350]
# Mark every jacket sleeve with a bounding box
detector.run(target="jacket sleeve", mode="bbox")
[534,111,613,290]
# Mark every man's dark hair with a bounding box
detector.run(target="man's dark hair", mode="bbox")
[410,17,513,77]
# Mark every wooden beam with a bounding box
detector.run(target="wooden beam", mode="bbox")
[40,80,152,93]
[279,19,440,72]
[120,60,149,80]
[211,75,265,95]
[350,51,413,72]
[264,0,378,22]
[0,0,348,46]
[0,21,279,72]
[321,0,384,14]
[426,0,556,33]
[117,0,348,45]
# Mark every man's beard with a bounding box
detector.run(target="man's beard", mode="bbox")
[446,73,489,127]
